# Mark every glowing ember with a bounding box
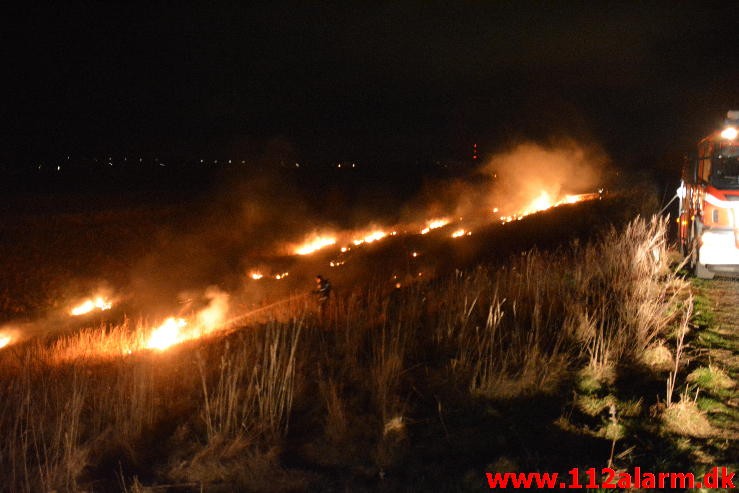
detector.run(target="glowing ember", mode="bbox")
[70,296,113,316]
[421,218,449,234]
[274,272,289,280]
[295,235,337,255]
[451,229,470,238]
[249,271,264,280]
[146,317,188,350]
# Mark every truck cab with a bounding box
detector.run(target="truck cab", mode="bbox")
[678,111,739,278]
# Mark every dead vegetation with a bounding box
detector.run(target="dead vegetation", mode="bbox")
[0,215,713,491]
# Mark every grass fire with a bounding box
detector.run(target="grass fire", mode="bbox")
[0,330,15,349]
[0,138,734,492]
[4,5,738,489]
[69,295,113,316]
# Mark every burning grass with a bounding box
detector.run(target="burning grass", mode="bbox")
[293,234,337,255]
[0,328,18,349]
[69,294,114,316]
[0,216,701,491]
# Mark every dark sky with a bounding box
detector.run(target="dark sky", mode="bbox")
[4,2,738,166]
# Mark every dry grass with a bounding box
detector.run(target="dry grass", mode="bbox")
[687,365,736,394]
[666,294,693,406]
[641,340,674,372]
[0,215,696,491]
[200,322,302,441]
[662,400,715,438]
[439,216,688,400]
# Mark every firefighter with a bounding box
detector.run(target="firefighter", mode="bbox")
[314,275,332,317]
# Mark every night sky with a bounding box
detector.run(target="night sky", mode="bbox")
[4,2,738,168]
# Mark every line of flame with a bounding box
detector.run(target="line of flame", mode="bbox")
[70,296,113,316]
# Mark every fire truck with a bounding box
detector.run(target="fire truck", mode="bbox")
[678,111,739,278]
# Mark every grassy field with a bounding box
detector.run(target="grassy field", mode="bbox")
[3,196,732,492]
[0,180,734,491]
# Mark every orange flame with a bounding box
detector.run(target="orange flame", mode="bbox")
[146,317,188,350]
[352,230,387,246]
[562,192,600,203]
[521,191,554,215]
[70,296,113,316]
[421,218,450,234]
[451,229,470,238]
[499,191,599,224]
[0,334,12,349]
[0,327,23,351]
[249,270,288,280]
[145,288,230,351]
[295,235,337,255]
[0,325,23,349]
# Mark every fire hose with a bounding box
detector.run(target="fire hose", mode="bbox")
[220,292,310,330]
[658,193,679,216]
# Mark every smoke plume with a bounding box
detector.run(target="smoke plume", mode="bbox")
[482,140,608,215]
